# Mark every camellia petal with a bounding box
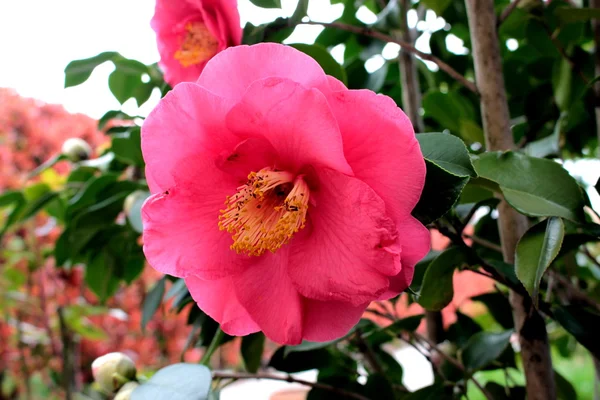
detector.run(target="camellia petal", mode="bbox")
[287,168,399,306]
[142,83,238,193]
[326,89,426,221]
[186,275,260,336]
[380,216,431,299]
[141,158,249,280]
[303,298,368,342]
[151,0,242,86]
[232,248,304,345]
[226,77,353,176]
[197,44,332,100]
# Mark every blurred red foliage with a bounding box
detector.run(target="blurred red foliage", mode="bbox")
[0,88,196,398]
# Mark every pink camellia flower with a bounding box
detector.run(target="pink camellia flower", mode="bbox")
[141,43,430,345]
[151,0,242,87]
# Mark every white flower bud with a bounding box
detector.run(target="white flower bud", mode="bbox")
[61,138,92,162]
[91,352,137,394]
[114,382,140,400]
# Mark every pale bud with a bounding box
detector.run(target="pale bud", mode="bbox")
[61,138,92,162]
[91,352,137,394]
[114,382,140,400]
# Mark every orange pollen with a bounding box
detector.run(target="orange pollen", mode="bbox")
[174,22,219,68]
[218,168,310,256]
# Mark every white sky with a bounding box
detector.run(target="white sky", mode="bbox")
[0,0,598,209]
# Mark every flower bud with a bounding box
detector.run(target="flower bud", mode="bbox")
[114,382,140,400]
[61,138,92,162]
[91,352,137,394]
[123,190,148,216]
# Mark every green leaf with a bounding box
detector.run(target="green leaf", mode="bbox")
[515,217,565,307]
[363,374,394,400]
[373,348,403,381]
[85,252,120,302]
[421,0,451,15]
[64,52,119,87]
[98,110,137,130]
[241,333,265,373]
[552,305,600,358]
[108,59,153,106]
[248,0,281,8]
[461,330,513,371]
[142,277,166,330]
[290,44,347,85]
[554,370,577,400]
[364,315,424,347]
[269,347,333,373]
[131,364,211,400]
[412,162,469,225]
[471,293,514,329]
[112,127,144,166]
[552,58,572,112]
[405,383,452,400]
[472,151,585,221]
[417,132,477,177]
[418,247,468,311]
[555,7,600,24]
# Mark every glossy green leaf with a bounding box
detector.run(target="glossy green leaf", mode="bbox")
[472,151,585,221]
[471,293,514,329]
[363,374,394,400]
[418,247,468,311]
[248,0,281,9]
[131,364,211,400]
[554,369,577,400]
[553,305,600,358]
[461,330,512,371]
[417,132,477,177]
[142,277,166,330]
[64,51,119,87]
[412,161,469,225]
[241,333,265,373]
[112,128,144,166]
[108,59,153,106]
[421,0,451,15]
[85,252,120,302]
[364,315,424,347]
[269,347,333,373]
[405,383,452,400]
[290,44,347,85]
[515,217,564,307]
[555,7,600,24]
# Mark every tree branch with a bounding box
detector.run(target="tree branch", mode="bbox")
[498,0,524,26]
[212,371,371,400]
[464,1,557,399]
[302,20,479,95]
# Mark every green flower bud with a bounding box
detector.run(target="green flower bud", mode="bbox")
[61,138,92,162]
[91,352,137,394]
[114,382,140,400]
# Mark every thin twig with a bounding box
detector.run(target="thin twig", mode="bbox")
[548,270,600,312]
[411,333,494,400]
[16,310,31,400]
[498,0,524,26]
[355,329,386,376]
[463,233,503,253]
[211,371,371,400]
[301,20,479,95]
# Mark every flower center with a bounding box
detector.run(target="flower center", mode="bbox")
[174,22,219,68]
[219,168,310,256]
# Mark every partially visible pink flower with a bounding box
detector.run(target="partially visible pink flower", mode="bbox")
[141,43,430,345]
[151,0,242,87]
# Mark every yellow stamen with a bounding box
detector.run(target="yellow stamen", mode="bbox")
[174,22,219,68]
[219,168,310,256]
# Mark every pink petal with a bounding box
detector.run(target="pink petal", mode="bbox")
[141,156,249,280]
[186,275,259,336]
[379,216,431,299]
[197,44,331,100]
[326,90,426,221]
[232,248,304,345]
[288,168,399,307]
[142,83,238,193]
[303,299,368,342]
[226,77,353,175]
[327,75,348,92]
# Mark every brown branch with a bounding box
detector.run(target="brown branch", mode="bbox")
[58,307,76,400]
[465,1,557,399]
[498,0,524,26]
[463,233,503,253]
[549,270,600,312]
[212,371,371,400]
[302,20,479,95]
